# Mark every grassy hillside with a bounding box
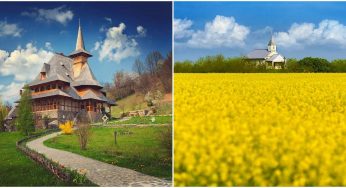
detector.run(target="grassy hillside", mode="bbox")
[111,93,172,118]
[111,94,148,118]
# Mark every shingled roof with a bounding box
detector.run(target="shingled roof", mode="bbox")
[29,54,73,86]
[31,89,72,99]
[5,105,18,120]
[27,22,114,105]
[81,90,107,101]
[246,49,270,59]
[40,63,50,73]
[71,62,102,88]
[266,54,285,62]
[29,54,108,101]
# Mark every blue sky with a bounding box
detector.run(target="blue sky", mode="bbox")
[0,2,171,103]
[174,2,346,62]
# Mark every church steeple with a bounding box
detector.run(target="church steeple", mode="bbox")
[268,35,277,53]
[75,19,85,51]
[69,20,92,58]
[70,20,92,78]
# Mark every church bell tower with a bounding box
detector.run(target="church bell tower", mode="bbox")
[268,36,277,53]
[69,20,92,78]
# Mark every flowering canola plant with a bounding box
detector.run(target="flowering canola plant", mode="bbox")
[174,73,346,186]
[59,121,74,134]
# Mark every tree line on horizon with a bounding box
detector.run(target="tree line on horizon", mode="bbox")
[174,55,346,73]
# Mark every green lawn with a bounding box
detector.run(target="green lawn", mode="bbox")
[0,132,70,186]
[44,126,172,179]
[110,116,172,125]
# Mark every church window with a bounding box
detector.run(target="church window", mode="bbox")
[40,72,46,80]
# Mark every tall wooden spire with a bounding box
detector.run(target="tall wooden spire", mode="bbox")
[75,19,85,51]
[70,20,92,78]
[69,20,92,58]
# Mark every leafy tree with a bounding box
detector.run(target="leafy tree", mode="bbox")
[16,85,35,135]
[174,55,346,73]
[286,58,299,72]
[330,59,346,72]
[297,57,331,72]
[175,55,258,73]
[0,99,9,132]
[174,60,194,73]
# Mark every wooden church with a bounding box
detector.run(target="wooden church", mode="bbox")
[23,22,114,126]
[246,36,286,69]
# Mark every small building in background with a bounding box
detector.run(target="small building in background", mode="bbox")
[246,37,286,69]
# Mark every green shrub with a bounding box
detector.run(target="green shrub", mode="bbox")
[16,85,35,136]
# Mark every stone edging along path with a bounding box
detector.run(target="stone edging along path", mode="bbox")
[100,124,171,128]
[26,132,172,187]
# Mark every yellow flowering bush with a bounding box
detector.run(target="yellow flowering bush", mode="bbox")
[59,121,74,134]
[174,73,346,186]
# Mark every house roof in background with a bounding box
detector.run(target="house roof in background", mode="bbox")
[246,49,269,59]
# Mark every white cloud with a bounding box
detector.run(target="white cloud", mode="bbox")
[253,26,273,35]
[0,50,8,62]
[136,25,146,37]
[0,43,54,81]
[105,17,112,24]
[93,41,100,51]
[174,18,194,39]
[22,6,74,25]
[0,20,22,37]
[0,82,24,103]
[94,23,140,63]
[45,42,53,51]
[274,19,346,48]
[184,15,250,48]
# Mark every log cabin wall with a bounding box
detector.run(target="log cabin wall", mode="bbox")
[32,96,106,126]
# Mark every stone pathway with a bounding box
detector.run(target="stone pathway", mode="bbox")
[26,132,172,187]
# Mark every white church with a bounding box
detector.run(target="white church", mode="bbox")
[246,37,286,69]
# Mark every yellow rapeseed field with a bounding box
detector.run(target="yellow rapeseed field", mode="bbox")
[174,73,346,186]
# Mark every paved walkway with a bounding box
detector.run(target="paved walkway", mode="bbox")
[26,132,172,187]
